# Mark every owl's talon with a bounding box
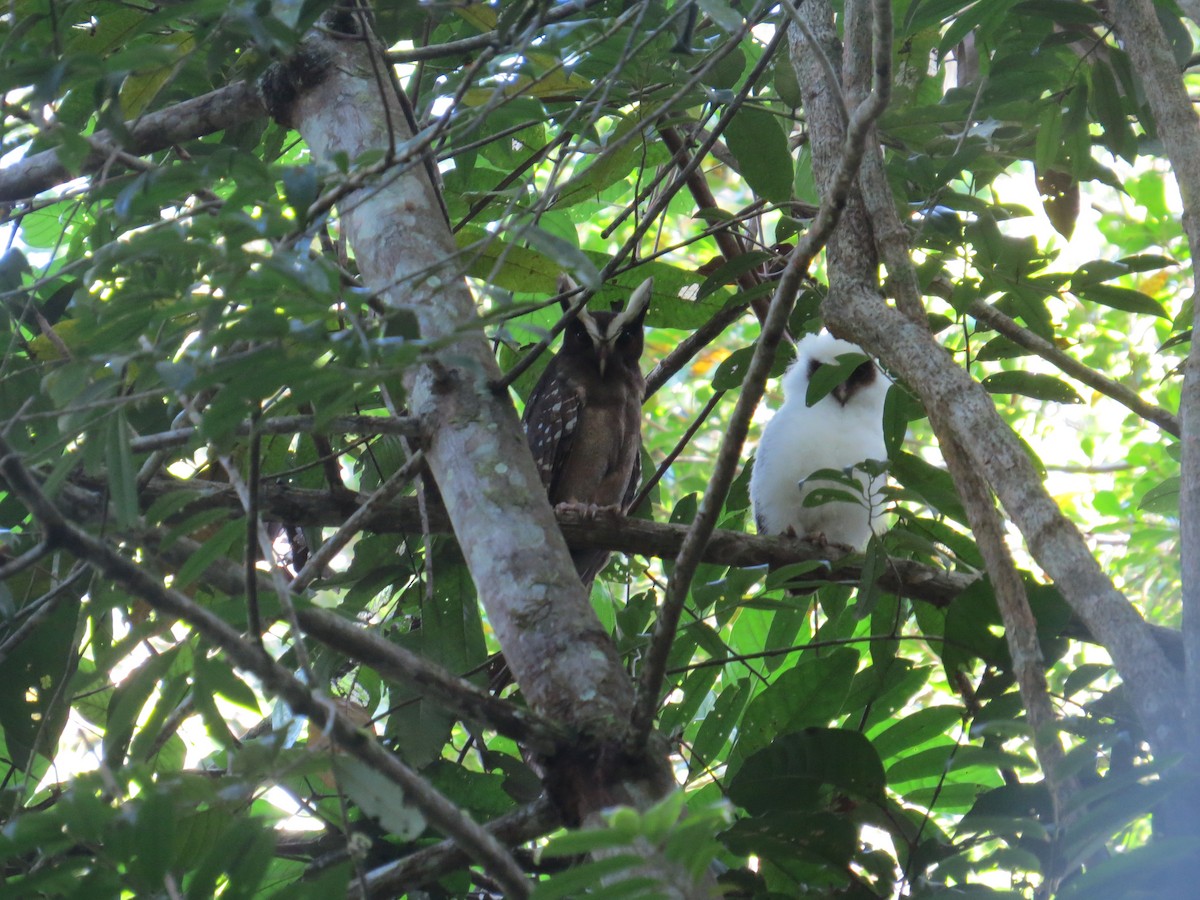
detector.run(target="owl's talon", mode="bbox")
[555,501,620,520]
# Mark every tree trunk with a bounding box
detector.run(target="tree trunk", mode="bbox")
[265,8,677,839]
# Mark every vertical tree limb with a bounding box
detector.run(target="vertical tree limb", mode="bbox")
[1110,0,1200,820]
[843,0,1074,842]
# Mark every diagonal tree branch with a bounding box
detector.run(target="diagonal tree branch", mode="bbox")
[967,300,1180,437]
[350,797,560,899]
[0,433,534,898]
[627,0,895,750]
[0,82,267,204]
[148,531,567,753]
[845,0,1075,847]
[270,12,635,741]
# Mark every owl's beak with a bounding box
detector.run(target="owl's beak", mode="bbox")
[596,344,611,377]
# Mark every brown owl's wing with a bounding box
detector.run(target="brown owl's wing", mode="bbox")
[523,357,582,502]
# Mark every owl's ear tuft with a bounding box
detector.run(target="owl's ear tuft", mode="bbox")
[611,277,653,331]
[557,274,580,312]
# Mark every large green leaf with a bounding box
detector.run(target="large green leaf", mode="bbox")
[724,107,793,203]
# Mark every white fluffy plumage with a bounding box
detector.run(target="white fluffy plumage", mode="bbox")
[750,332,889,550]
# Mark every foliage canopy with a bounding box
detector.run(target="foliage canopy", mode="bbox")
[0,0,1196,898]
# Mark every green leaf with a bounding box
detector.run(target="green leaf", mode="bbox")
[128,791,177,888]
[730,728,887,814]
[0,582,79,769]
[105,409,139,528]
[736,650,860,758]
[530,854,646,899]
[104,645,181,769]
[981,371,1084,404]
[333,757,427,840]
[890,450,969,524]
[805,351,870,406]
[691,678,751,765]
[175,518,246,590]
[886,742,958,785]
[975,336,1032,361]
[1073,283,1169,318]
[697,0,744,33]
[724,107,793,203]
[871,705,963,761]
[1088,59,1136,162]
[520,224,602,289]
[1139,475,1179,514]
[1056,836,1199,900]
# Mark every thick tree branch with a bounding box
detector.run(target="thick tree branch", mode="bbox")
[845,0,1074,839]
[118,473,1190,662]
[658,126,770,323]
[130,473,971,603]
[1111,0,1200,788]
[938,429,1074,855]
[830,291,1183,744]
[273,16,635,740]
[0,82,266,204]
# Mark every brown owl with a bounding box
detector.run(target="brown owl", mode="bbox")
[523,274,653,583]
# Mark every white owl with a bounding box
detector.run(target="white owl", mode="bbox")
[750,332,890,550]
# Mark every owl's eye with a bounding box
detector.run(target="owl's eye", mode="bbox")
[617,329,632,343]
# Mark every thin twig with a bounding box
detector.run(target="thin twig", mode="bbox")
[629,390,725,513]
[0,540,51,581]
[128,414,421,454]
[144,528,567,752]
[493,3,774,393]
[385,0,612,63]
[645,300,753,397]
[0,566,88,665]
[968,300,1180,437]
[290,451,425,592]
[179,394,316,676]
[349,797,559,899]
